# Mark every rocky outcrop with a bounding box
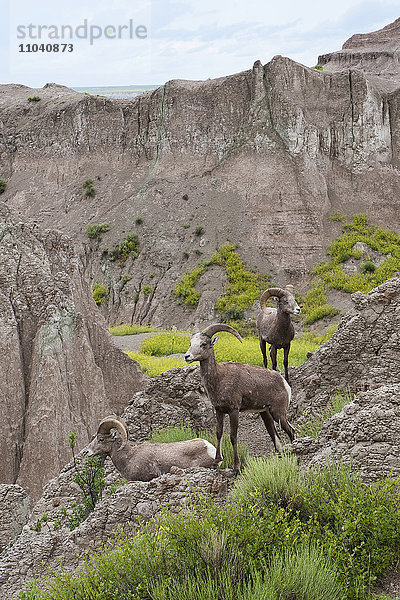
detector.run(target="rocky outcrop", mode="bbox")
[293,384,400,482]
[0,203,147,501]
[290,276,400,480]
[290,276,400,414]
[318,18,400,91]
[1,20,400,326]
[0,485,30,553]
[0,463,231,600]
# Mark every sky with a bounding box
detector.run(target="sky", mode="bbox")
[0,0,399,88]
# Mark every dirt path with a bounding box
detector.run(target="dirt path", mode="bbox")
[109,332,162,353]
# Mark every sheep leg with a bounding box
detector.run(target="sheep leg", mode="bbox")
[213,409,224,468]
[229,409,240,475]
[259,338,268,368]
[280,416,295,442]
[269,345,278,371]
[260,410,283,453]
[283,344,290,383]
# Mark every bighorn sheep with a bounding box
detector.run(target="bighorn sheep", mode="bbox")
[87,415,217,481]
[257,285,301,383]
[184,324,294,475]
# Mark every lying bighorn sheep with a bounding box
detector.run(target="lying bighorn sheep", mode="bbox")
[184,324,294,475]
[87,415,217,480]
[256,285,301,383]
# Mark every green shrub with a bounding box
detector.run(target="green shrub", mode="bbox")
[135,217,143,225]
[194,225,204,235]
[121,273,132,284]
[92,281,108,305]
[142,285,154,296]
[28,95,41,102]
[231,453,306,507]
[313,65,323,70]
[361,260,376,273]
[0,179,6,194]
[106,233,139,264]
[83,178,96,198]
[87,223,110,239]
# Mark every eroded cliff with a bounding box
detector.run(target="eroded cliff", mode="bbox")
[1,20,400,326]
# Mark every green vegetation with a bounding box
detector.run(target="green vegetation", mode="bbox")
[127,351,187,377]
[27,95,41,102]
[63,432,106,530]
[109,322,157,335]
[299,213,400,324]
[142,285,154,296]
[194,225,204,235]
[313,65,324,70]
[128,328,335,377]
[314,213,400,294]
[0,178,6,194]
[299,281,340,325]
[135,217,143,225]
[105,233,140,264]
[120,273,132,284]
[297,390,353,438]
[86,223,110,239]
[83,178,96,197]
[361,260,376,274]
[150,425,249,470]
[19,457,400,600]
[174,243,269,319]
[92,281,109,305]
[141,331,190,356]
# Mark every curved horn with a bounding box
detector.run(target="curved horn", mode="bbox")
[201,323,243,343]
[97,415,128,448]
[259,288,285,313]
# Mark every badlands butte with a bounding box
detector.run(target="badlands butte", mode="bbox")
[1,16,400,588]
[1,18,400,328]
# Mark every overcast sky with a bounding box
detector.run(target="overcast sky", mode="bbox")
[1,0,399,88]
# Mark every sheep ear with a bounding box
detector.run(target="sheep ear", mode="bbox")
[212,336,219,345]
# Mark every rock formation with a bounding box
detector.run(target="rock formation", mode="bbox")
[290,276,400,480]
[293,384,400,481]
[0,462,231,600]
[0,485,30,553]
[290,276,400,414]
[318,17,400,91]
[0,203,147,501]
[1,19,400,326]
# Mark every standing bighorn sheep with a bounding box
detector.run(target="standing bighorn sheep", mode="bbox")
[256,285,301,383]
[184,324,294,475]
[87,415,217,480]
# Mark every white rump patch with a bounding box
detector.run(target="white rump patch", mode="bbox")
[282,376,292,406]
[203,439,219,460]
